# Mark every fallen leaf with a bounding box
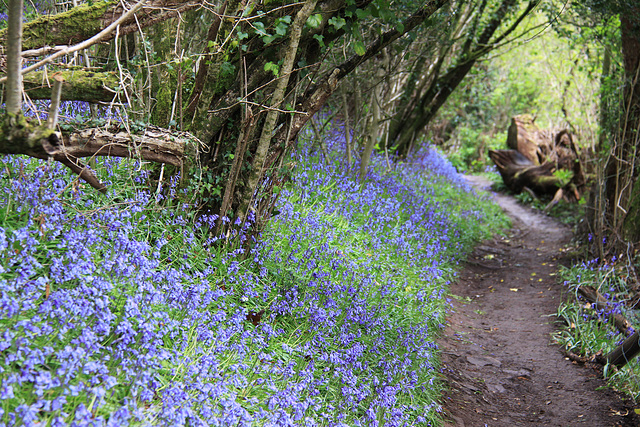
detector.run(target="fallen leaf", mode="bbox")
[611,409,629,416]
[510,288,519,292]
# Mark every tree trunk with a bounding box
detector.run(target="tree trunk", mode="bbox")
[388,0,538,156]
[5,0,24,114]
[600,12,640,249]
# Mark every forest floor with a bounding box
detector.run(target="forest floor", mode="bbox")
[439,176,639,426]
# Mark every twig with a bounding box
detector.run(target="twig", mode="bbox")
[0,0,147,84]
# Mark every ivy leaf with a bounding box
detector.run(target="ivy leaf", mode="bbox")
[313,34,325,47]
[353,40,366,56]
[237,30,249,40]
[306,14,323,28]
[264,61,280,76]
[253,21,268,37]
[220,62,236,77]
[328,16,346,30]
[355,8,369,20]
[275,21,289,36]
[263,34,278,44]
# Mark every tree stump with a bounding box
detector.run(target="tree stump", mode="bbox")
[490,115,585,201]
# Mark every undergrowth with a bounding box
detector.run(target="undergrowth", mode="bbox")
[555,253,640,401]
[0,125,508,426]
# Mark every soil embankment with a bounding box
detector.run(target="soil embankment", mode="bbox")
[440,176,638,426]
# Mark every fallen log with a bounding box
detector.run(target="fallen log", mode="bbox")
[0,113,198,191]
[605,331,640,368]
[21,70,119,103]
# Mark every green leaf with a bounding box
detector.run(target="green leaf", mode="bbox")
[306,14,323,28]
[275,21,289,36]
[396,23,405,33]
[355,8,369,20]
[264,61,280,76]
[237,30,249,40]
[220,62,236,77]
[353,40,366,56]
[328,16,346,30]
[253,21,268,37]
[313,34,325,47]
[262,35,278,44]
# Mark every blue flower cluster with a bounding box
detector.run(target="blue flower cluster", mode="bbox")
[0,125,498,426]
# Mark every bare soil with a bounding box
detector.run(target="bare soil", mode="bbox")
[439,176,638,426]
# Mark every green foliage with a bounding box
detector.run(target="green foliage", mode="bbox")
[435,9,604,172]
[552,169,574,188]
[555,255,640,400]
[264,61,280,76]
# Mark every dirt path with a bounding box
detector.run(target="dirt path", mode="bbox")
[439,176,638,426]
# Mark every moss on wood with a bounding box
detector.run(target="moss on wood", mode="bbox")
[22,70,120,102]
[0,113,57,156]
[0,1,116,51]
[623,179,640,243]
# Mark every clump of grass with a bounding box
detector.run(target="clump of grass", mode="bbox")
[0,123,507,425]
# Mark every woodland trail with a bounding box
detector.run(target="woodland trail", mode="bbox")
[439,176,638,426]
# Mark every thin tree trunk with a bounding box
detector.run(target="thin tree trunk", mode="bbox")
[6,0,24,114]
[342,86,352,166]
[238,0,319,220]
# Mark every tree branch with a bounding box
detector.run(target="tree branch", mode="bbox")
[0,0,147,84]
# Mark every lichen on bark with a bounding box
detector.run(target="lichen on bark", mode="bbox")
[22,69,120,102]
[0,1,115,51]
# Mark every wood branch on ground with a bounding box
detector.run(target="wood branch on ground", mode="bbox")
[1,113,197,191]
[21,70,120,103]
[489,114,586,200]
[605,330,640,368]
[577,285,633,336]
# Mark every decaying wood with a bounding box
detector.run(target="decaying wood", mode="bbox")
[0,0,202,52]
[507,114,544,164]
[59,126,197,166]
[488,149,561,194]
[605,330,640,368]
[1,114,197,191]
[490,114,586,200]
[22,70,119,103]
[577,285,633,336]
[562,348,605,364]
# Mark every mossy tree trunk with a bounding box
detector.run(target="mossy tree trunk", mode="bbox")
[1,0,449,233]
[183,0,449,236]
[614,13,640,246]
